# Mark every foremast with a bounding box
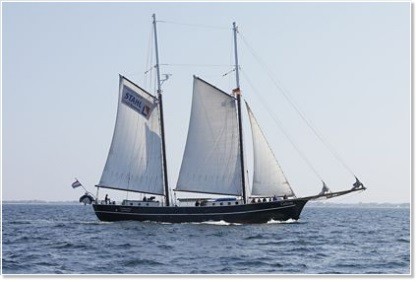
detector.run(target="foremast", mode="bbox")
[152,14,170,206]
[232,22,247,204]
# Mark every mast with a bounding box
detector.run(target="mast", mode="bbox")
[152,14,170,206]
[233,22,247,204]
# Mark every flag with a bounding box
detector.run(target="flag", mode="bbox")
[71,179,82,189]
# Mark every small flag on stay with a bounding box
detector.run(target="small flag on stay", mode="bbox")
[71,179,82,189]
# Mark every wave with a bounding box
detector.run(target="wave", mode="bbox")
[122,258,164,267]
[54,242,91,250]
[8,220,32,225]
[245,234,265,240]
[2,204,410,274]
[267,218,298,224]
[177,220,242,226]
[77,220,114,225]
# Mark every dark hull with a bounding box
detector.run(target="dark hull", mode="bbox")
[92,199,309,224]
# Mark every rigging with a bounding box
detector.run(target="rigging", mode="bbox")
[158,20,228,30]
[241,69,325,184]
[238,30,359,180]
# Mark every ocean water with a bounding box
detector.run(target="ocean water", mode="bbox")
[2,203,410,275]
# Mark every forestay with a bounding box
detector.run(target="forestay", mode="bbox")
[176,77,243,196]
[98,76,164,195]
[246,103,295,197]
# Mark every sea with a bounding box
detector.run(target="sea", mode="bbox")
[1,203,410,275]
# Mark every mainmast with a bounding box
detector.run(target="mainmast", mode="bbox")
[152,14,170,206]
[233,22,247,204]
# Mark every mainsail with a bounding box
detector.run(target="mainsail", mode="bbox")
[176,77,243,196]
[246,103,295,197]
[98,75,164,195]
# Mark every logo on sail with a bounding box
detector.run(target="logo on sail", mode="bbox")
[121,86,155,119]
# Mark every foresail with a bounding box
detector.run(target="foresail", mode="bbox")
[176,77,243,196]
[246,103,295,197]
[98,76,164,195]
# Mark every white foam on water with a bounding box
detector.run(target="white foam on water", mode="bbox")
[266,218,298,224]
[184,220,242,226]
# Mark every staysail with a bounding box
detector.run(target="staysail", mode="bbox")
[98,75,164,195]
[176,77,243,196]
[246,103,295,197]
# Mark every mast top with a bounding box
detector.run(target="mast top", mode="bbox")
[233,21,241,92]
[152,13,163,96]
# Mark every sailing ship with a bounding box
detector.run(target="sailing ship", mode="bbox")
[92,15,366,223]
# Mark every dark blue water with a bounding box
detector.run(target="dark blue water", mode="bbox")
[2,203,410,274]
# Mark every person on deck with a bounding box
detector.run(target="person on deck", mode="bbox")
[105,194,109,204]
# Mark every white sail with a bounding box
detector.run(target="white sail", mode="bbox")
[246,103,294,197]
[98,75,164,195]
[176,77,243,196]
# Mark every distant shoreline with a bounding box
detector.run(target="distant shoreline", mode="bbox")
[1,200,410,208]
[2,200,79,205]
[306,201,410,209]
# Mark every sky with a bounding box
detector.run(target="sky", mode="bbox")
[2,1,411,204]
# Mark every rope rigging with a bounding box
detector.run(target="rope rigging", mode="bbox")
[145,20,234,90]
[237,30,359,180]
[144,23,155,94]
[157,20,229,30]
[144,19,362,189]
[241,69,325,184]
[161,63,233,67]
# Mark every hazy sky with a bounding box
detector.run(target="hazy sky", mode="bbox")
[2,2,410,203]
